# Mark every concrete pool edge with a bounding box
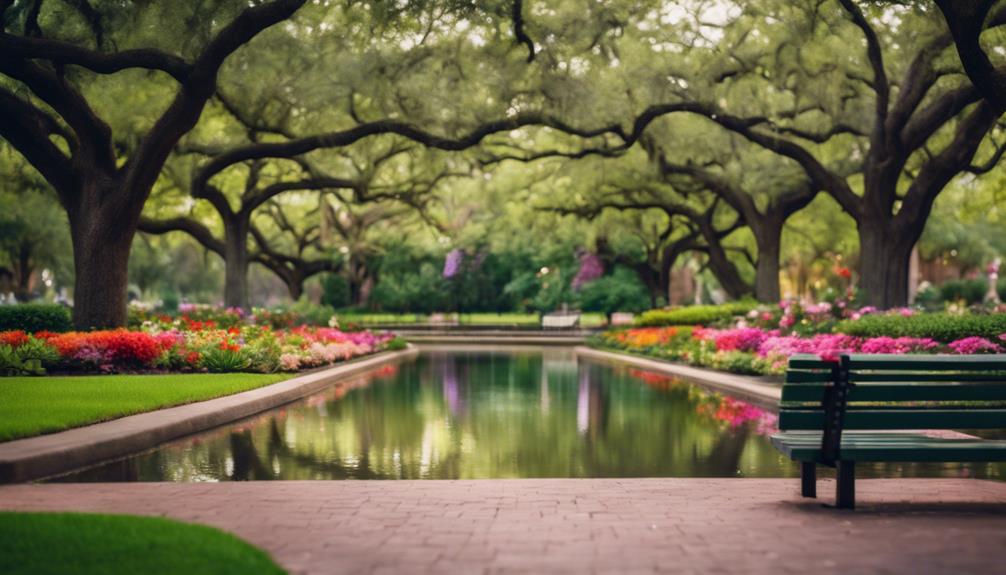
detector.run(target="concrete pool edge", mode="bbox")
[0,345,420,484]
[574,346,781,408]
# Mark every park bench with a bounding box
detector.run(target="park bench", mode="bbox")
[772,353,1006,509]
[541,312,580,329]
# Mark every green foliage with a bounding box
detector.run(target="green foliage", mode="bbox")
[635,302,758,327]
[321,274,352,309]
[161,290,180,313]
[370,261,449,313]
[200,347,252,373]
[708,350,760,376]
[0,345,44,376]
[578,268,651,316]
[0,304,72,333]
[938,279,989,305]
[287,300,337,327]
[837,313,1006,343]
[384,336,408,351]
[0,337,59,376]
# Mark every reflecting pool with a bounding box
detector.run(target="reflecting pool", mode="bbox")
[51,348,1004,481]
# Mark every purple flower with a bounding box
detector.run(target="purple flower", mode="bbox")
[443,249,463,279]
[572,251,604,291]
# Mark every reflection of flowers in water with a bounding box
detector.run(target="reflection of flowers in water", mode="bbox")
[627,368,778,435]
[371,365,399,379]
[696,396,778,435]
[627,368,682,390]
[440,358,463,416]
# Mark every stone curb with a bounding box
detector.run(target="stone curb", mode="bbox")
[574,346,781,408]
[0,346,420,483]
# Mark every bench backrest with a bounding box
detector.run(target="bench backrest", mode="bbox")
[780,353,1006,432]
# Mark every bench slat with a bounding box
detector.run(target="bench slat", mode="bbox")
[787,354,836,369]
[844,354,1006,371]
[785,370,834,383]
[849,372,1006,382]
[781,383,1006,403]
[779,409,1006,430]
[771,432,1006,462]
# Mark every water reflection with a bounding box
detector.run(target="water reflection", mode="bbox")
[51,349,1005,482]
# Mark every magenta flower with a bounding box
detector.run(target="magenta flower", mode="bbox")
[859,336,939,354]
[947,337,1003,355]
[443,248,464,278]
[572,251,604,291]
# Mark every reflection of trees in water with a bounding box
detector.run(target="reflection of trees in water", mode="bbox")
[48,353,1006,482]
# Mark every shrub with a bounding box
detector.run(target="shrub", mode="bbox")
[0,304,72,333]
[578,268,651,317]
[635,301,757,327]
[938,279,987,305]
[836,312,1006,342]
[384,337,408,351]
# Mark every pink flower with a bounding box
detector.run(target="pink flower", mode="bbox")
[279,353,301,371]
[712,327,772,353]
[947,337,1003,355]
[859,336,939,354]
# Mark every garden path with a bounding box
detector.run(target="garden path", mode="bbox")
[1,478,1003,574]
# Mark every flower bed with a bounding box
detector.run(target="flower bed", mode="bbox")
[594,304,1006,376]
[0,322,402,376]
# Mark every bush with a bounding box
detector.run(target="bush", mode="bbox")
[837,312,1006,342]
[938,279,987,305]
[384,336,408,351]
[579,268,651,317]
[0,304,72,333]
[635,301,758,327]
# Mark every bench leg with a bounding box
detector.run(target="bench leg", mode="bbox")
[836,461,855,510]
[800,462,816,498]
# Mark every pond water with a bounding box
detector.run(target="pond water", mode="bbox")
[51,348,1004,482]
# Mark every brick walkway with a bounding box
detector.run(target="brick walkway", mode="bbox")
[1,479,1004,574]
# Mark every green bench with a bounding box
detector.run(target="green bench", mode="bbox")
[772,353,1006,509]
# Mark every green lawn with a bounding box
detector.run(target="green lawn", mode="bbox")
[0,512,285,575]
[338,312,608,327]
[0,373,289,441]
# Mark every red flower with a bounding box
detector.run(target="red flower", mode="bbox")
[0,330,29,348]
[835,266,852,279]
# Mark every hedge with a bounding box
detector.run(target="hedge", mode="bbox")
[836,312,1006,342]
[635,301,758,327]
[0,304,72,333]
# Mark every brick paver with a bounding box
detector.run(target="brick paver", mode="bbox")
[1,479,1004,574]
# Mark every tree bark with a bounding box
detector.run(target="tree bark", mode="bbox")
[753,223,783,303]
[67,188,139,329]
[14,241,34,300]
[856,219,916,309]
[223,217,251,309]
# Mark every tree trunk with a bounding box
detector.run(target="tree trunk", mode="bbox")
[857,220,916,309]
[68,201,136,329]
[223,218,251,309]
[753,224,783,303]
[285,274,305,301]
[15,242,33,301]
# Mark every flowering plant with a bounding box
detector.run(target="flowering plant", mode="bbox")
[0,321,399,376]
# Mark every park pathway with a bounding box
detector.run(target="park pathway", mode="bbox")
[1,478,1004,574]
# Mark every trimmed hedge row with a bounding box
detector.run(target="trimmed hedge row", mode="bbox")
[836,313,1006,342]
[0,304,72,333]
[635,301,758,327]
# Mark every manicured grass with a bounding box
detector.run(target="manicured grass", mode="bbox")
[0,512,285,575]
[338,312,608,327]
[0,373,289,441]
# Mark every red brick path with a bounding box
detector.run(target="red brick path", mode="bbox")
[1,479,1004,574]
